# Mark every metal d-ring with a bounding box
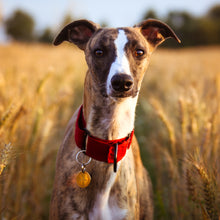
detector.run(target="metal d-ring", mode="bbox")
[76,150,92,166]
[113,143,118,173]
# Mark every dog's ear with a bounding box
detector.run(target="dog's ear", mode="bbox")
[53,20,100,50]
[135,19,181,51]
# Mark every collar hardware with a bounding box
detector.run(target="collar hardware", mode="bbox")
[114,143,118,172]
[82,128,90,151]
[75,105,134,171]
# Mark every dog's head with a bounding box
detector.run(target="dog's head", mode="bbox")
[54,19,180,99]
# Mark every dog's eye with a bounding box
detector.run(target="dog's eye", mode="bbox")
[94,49,104,57]
[134,49,144,58]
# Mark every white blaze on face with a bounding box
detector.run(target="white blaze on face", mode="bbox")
[107,29,131,95]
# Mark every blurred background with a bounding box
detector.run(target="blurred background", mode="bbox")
[0,1,220,220]
[1,0,220,46]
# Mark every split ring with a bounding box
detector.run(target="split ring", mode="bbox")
[76,150,92,166]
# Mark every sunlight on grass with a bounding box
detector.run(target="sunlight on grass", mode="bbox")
[0,43,219,219]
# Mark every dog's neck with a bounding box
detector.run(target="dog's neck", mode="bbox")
[83,73,138,140]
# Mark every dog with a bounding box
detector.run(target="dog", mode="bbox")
[49,19,180,220]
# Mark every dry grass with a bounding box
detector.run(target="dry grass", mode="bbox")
[0,43,219,219]
[137,46,220,219]
[0,43,86,219]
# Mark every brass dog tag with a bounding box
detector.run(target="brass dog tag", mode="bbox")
[75,150,92,188]
[76,171,91,188]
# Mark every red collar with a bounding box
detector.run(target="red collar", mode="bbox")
[75,105,134,171]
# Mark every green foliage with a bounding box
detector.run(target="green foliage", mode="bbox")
[61,13,74,27]
[208,4,220,20]
[143,9,158,19]
[5,9,35,42]
[144,4,220,47]
[3,4,220,46]
[38,28,54,44]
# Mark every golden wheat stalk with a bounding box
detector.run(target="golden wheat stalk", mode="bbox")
[186,167,198,203]
[185,150,220,220]
[36,72,51,94]
[0,143,12,175]
[186,165,212,220]
[0,164,6,175]
[201,122,212,149]
[187,89,199,139]
[194,163,218,220]
[178,96,187,149]
[150,98,177,162]
[26,108,43,150]
[0,104,14,129]
[210,105,220,160]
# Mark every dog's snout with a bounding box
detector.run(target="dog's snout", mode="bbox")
[111,74,134,92]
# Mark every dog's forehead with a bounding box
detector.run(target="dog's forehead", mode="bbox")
[89,27,145,48]
[88,28,118,48]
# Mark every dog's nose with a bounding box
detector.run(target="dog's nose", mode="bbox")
[111,74,134,92]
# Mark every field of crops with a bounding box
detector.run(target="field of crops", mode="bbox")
[0,43,219,219]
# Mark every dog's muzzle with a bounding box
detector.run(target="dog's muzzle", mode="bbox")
[110,74,134,97]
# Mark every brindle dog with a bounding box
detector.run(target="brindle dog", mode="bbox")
[49,19,180,220]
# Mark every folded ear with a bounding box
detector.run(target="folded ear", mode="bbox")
[53,19,100,50]
[135,19,181,51]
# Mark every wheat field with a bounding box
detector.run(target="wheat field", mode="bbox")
[0,43,219,220]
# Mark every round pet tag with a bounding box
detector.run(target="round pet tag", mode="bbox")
[76,171,91,188]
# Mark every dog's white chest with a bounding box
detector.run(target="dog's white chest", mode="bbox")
[89,195,127,220]
[89,172,127,220]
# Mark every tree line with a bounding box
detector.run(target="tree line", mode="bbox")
[3,10,73,44]
[143,5,220,47]
[3,4,220,47]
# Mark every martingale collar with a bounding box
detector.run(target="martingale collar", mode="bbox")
[75,105,134,172]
